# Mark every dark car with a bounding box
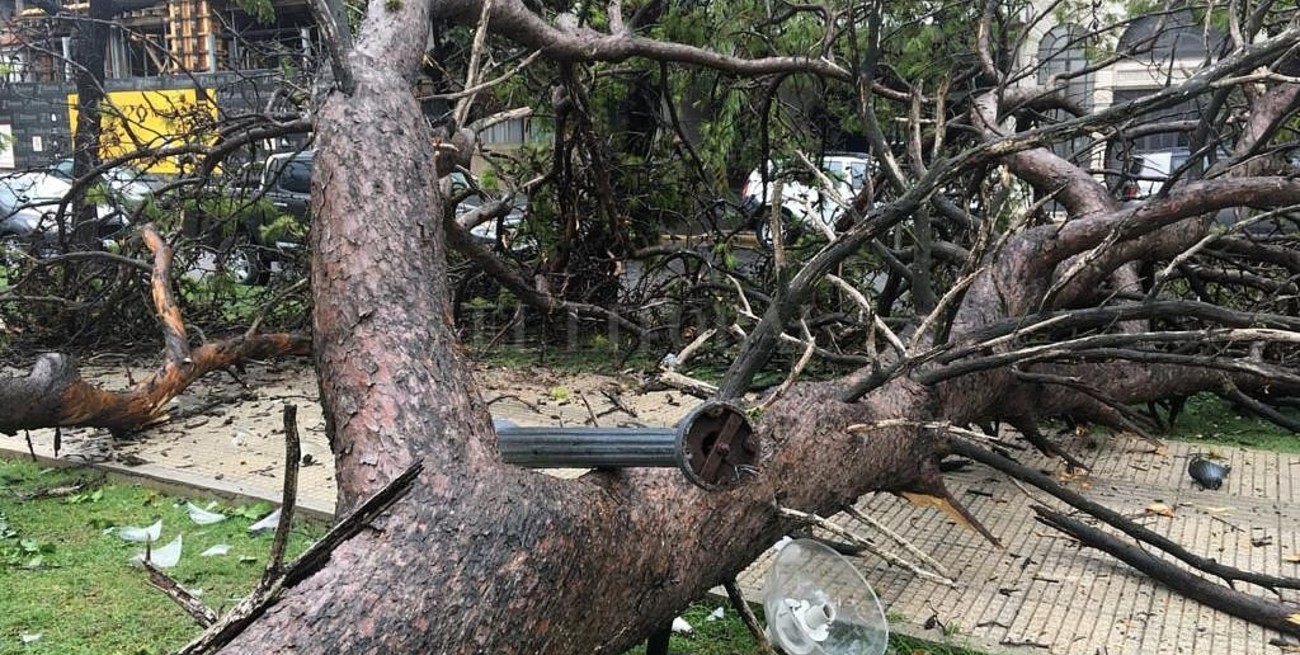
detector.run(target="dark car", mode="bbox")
[201,150,313,285]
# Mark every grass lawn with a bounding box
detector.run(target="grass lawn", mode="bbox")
[1171,392,1300,453]
[0,458,324,655]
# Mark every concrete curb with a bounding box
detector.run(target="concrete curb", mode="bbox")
[0,443,336,521]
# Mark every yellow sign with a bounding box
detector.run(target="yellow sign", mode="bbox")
[67,88,217,174]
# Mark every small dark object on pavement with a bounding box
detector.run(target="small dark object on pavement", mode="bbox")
[1188,455,1231,490]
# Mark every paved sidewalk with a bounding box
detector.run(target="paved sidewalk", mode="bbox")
[3,361,1297,654]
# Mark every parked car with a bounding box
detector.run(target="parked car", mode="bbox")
[48,158,169,204]
[197,149,313,285]
[449,171,528,249]
[1115,148,1279,231]
[1117,148,1191,201]
[212,150,526,284]
[0,171,128,262]
[740,152,872,248]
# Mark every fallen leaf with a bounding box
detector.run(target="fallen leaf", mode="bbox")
[1145,502,1175,518]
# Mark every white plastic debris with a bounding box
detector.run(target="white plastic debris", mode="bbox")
[186,502,227,525]
[20,633,42,644]
[772,535,793,552]
[706,607,725,622]
[671,617,693,634]
[132,534,183,568]
[248,508,282,535]
[115,519,163,543]
[200,544,231,557]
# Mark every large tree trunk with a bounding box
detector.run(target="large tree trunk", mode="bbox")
[215,6,946,650]
[207,2,1300,651]
[4,0,1298,650]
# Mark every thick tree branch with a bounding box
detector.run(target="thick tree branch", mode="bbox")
[0,227,309,435]
[1035,507,1300,637]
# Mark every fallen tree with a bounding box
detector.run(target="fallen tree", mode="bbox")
[0,227,308,436]
[2,0,1300,651]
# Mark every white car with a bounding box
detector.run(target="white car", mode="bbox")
[0,171,128,260]
[740,152,872,247]
[49,158,168,204]
[450,171,528,250]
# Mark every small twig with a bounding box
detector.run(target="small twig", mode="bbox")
[24,429,36,462]
[579,393,600,427]
[656,370,719,398]
[725,276,755,319]
[760,319,815,409]
[144,559,217,628]
[847,419,1008,446]
[842,506,950,578]
[486,393,543,414]
[908,267,983,351]
[424,52,541,102]
[774,505,955,586]
[724,579,779,655]
[454,0,496,128]
[1208,513,1243,533]
[670,327,717,370]
[263,404,301,585]
[825,274,908,357]
[245,278,309,339]
[793,152,843,241]
[599,390,638,418]
[177,461,423,655]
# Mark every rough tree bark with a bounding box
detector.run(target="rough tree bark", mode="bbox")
[202,3,1300,654]
[3,0,1299,651]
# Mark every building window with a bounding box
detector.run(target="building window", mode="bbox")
[1037,24,1094,165]
[481,117,530,147]
[1117,11,1226,62]
[0,48,29,82]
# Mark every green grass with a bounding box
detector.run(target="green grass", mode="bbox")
[0,457,325,655]
[623,602,988,655]
[1169,392,1300,453]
